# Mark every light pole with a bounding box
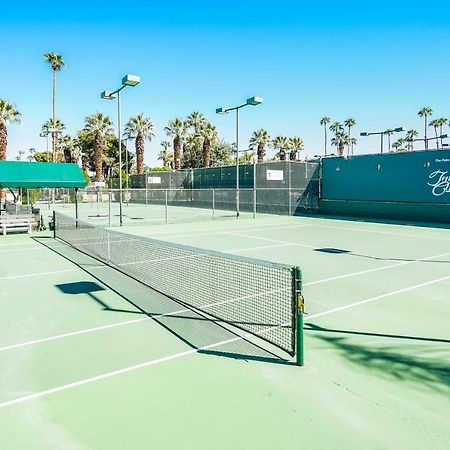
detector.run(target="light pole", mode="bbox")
[122,132,135,202]
[216,96,263,217]
[101,74,140,226]
[360,127,403,154]
[406,134,448,150]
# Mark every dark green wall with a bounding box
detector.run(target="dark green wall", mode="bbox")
[319,199,450,224]
[322,150,450,203]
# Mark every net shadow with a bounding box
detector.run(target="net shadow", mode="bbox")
[34,237,294,366]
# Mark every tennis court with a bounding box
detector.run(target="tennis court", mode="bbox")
[0,212,449,449]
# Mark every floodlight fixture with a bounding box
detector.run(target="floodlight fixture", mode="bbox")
[246,96,264,106]
[122,74,140,87]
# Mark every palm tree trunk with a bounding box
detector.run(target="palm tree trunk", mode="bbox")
[0,124,7,160]
[174,137,181,170]
[52,69,57,162]
[203,139,211,168]
[388,135,391,152]
[94,133,104,182]
[324,126,327,156]
[434,127,439,149]
[347,126,351,156]
[338,143,344,157]
[136,132,145,174]
[81,154,87,172]
[425,116,428,150]
[257,143,264,163]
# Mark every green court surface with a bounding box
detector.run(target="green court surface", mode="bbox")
[0,213,449,449]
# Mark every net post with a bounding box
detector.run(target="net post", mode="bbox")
[212,189,215,220]
[52,210,56,239]
[293,266,304,366]
[75,188,79,229]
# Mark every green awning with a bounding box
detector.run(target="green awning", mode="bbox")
[0,161,87,188]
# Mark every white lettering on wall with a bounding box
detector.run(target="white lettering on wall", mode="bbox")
[428,170,450,196]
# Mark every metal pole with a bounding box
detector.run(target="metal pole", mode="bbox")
[236,108,240,218]
[125,137,129,204]
[75,188,79,229]
[253,155,256,218]
[165,189,168,224]
[108,191,112,227]
[212,188,215,220]
[288,160,292,216]
[117,90,123,226]
[380,133,384,154]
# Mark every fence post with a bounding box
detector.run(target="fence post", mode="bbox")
[288,161,292,216]
[108,191,112,227]
[212,189,215,220]
[165,189,168,224]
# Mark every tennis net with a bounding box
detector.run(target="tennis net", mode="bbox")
[54,212,302,357]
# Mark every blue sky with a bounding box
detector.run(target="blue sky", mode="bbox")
[1,0,450,166]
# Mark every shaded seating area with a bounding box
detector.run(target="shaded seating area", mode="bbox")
[0,161,86,235]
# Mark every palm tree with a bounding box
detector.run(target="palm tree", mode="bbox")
[186,111,206,134]
[418,107,433,150]
[250,129,271,163]
[200,123,218,168]
[320,117,330,156]
[27,148,36,161]
[164,118,186,170]
[429,119,440,149]
[84,113,114,181]
[392,138,406,152]
[42,118,65,159]
[58,135,80,163]
[158,141,172,168]
[437,117,448,148]
[384,129,394,152]
[271,135,289,160]
[405,129,418,151]
[344,118,356,155]
[329,121,344,135]
[331,132,349,157]
[0,100,21,160]
[288,137,304,161]
[125,113,155,174]
[43,53,65,161]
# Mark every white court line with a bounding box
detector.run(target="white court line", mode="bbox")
[227,231,316,249]
[295,220,450,242]
[1,271,450,410]
[304,251,450,286]
[307,273,450,320]
[148,217,450,243]
[2,242,447,352]
[0,268,82,281]
[0,245,67,253]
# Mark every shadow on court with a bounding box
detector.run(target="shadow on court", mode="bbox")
[34,237,294,367]
[315,247,450,264]
[305,323,450,392]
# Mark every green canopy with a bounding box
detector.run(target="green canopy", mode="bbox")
[0,161,87,189]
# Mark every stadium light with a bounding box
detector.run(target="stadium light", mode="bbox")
[215,96,263,217]
[101,74,140,226]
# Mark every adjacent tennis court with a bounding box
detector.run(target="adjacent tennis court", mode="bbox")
[0,213,449,449]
